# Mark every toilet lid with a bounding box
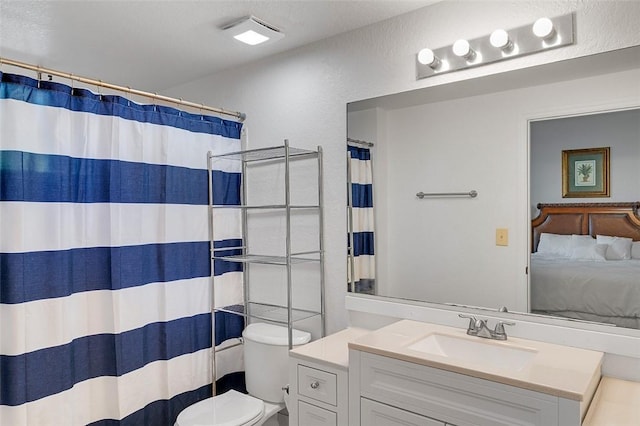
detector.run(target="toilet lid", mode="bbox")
[242,322,311,346]
[175,390,264,426]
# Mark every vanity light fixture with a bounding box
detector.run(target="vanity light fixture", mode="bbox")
[223,16,284,46]
[416,13,574,80]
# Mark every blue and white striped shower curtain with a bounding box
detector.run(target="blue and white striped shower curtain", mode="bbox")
[0,72,245,425]
[348,145,375,294]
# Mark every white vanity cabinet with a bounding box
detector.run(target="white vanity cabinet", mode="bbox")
[288,328,369,426]
[347,320,602,426]
[349,350,573,426]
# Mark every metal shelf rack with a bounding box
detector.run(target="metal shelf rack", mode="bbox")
[207,140,325,349]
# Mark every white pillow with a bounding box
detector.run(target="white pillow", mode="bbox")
[569,235,606,261]
[537,233,572,257]
[596,235,633,260]
[632,241,640,260]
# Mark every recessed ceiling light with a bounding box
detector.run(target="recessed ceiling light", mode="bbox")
[234,30,269,46]
[223,16,284,46]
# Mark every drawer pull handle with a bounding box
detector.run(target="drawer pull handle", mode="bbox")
[310,381,320,390]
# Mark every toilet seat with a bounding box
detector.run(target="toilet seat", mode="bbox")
[175,390,265,426]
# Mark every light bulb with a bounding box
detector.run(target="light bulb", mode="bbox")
[452,39,476,61]
[417,48,440,69]
[490,29,513,51]
[533,17,555,39]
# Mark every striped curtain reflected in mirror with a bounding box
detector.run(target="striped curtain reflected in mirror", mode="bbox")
[347,140,375,294]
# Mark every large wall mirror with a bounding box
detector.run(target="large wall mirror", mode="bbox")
[347,46,640,334]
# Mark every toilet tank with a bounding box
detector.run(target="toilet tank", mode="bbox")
[242,323,311,403]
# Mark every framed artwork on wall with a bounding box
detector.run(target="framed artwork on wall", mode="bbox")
[562,147,610,197]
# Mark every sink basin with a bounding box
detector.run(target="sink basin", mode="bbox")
[407,333,537,371]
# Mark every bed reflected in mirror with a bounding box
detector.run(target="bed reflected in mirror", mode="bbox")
[529,108,640,329]
[530,203,640,329]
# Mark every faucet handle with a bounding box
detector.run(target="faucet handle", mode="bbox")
[494,321,515,338]
[458,314,477,333]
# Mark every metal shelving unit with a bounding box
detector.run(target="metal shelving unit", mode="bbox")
[207,140,325,349]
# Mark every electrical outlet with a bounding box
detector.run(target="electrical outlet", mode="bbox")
[496,228,509,246]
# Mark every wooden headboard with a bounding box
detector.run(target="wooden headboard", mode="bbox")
[531,202,640,252]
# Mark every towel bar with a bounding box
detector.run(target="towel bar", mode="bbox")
[416,190,478,199]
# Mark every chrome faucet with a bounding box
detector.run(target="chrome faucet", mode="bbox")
[459,314,515,340]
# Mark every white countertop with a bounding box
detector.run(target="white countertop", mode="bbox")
[348,319,603,402]
[291,322,637,423]
[583,377,640,425]
[289,327,370,370]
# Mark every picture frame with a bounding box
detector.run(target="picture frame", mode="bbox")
[562,147,610,198]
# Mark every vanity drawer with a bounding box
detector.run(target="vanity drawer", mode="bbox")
[358,352,559,426]
[298,364,337,406]
[361,398,447,426]
[298,400,337,426]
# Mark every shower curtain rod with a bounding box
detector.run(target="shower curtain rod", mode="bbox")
[347,137,374,147]
[0,56,246,122]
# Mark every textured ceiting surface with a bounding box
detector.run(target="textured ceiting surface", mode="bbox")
[0,0,437,92]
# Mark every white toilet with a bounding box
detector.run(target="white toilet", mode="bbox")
[175,322,311,426]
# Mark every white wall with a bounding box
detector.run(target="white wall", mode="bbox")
[166,1,640,337]
[530,108,640,214]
